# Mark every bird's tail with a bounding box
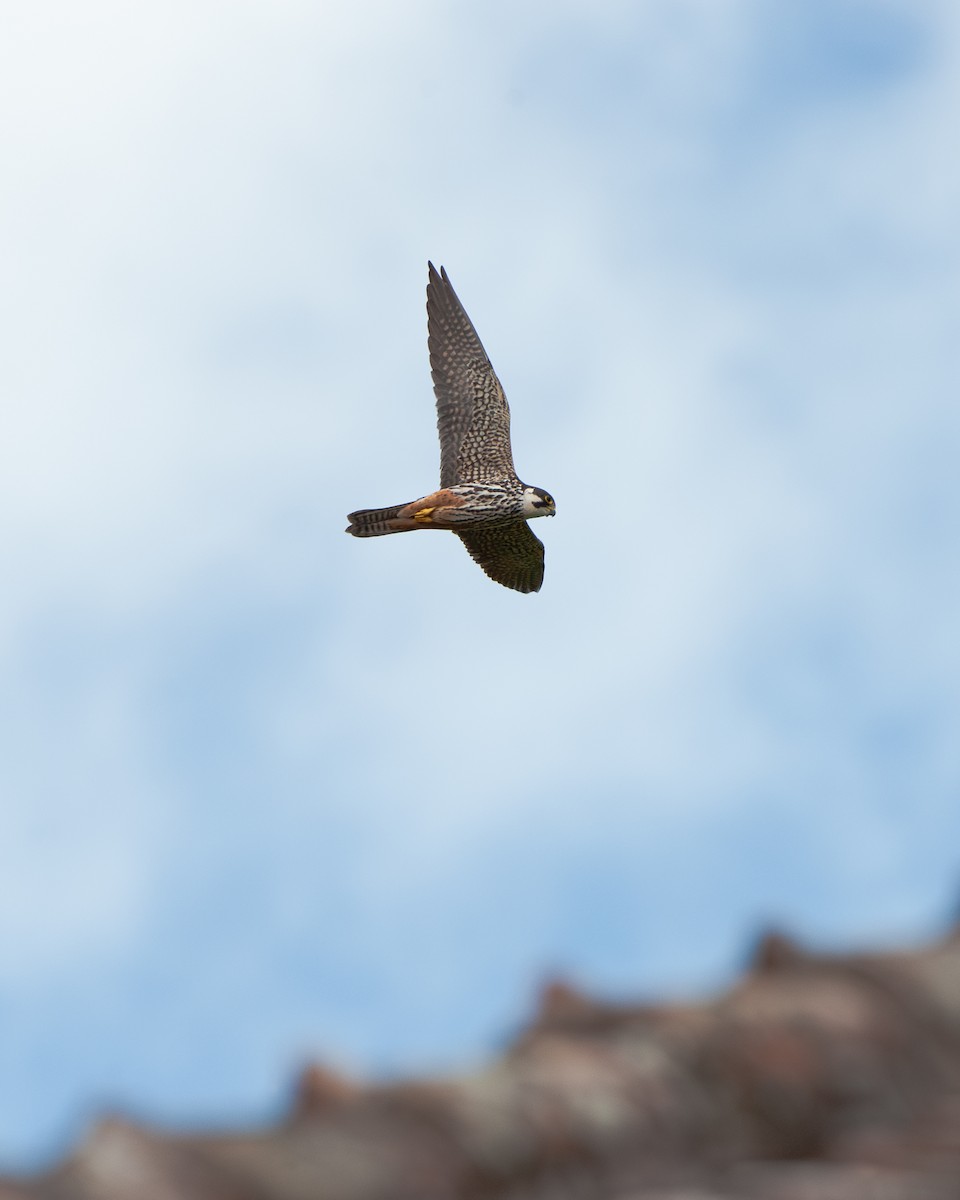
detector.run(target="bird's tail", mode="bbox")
[346,503,421,537]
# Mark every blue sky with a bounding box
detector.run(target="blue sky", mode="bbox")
[2,0,959,1170]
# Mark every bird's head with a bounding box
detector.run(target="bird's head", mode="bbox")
[521,486,556,519]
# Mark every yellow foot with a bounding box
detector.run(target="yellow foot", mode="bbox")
[414,507,436,523]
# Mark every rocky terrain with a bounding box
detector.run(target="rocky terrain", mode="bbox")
[5,924,960,1199]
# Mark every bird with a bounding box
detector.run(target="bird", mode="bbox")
[346,263,555,593]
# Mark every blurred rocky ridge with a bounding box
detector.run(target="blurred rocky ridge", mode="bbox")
[6,923,960,1200]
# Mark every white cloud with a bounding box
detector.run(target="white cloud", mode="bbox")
[0,658,170,981]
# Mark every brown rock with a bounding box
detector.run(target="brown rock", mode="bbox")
[7,927,960,1199]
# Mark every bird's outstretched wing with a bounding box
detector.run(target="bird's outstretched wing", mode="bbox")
[457,521,544,593]
[427,263,517,488]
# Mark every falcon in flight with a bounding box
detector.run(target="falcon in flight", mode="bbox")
[346,263,555,593]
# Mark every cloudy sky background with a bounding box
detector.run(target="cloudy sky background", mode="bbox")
[2,0,959,1170]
